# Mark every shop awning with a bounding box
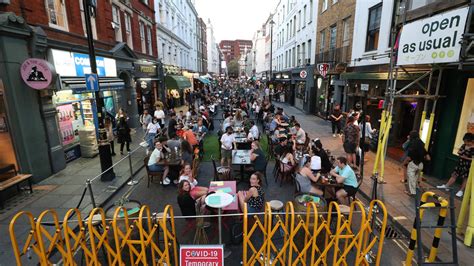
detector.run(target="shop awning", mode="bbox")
[60,77,125,94]
[196,77,210,84]
[340,72,425,81]
[165,75,192,89]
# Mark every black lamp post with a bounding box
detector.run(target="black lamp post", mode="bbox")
[83,0,115,181]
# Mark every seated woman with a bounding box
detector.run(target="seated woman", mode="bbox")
[312,139,332,174]
[280,145,295,173]
[178,164,208,200]
[148,140,171,184]
[237,172,265,214]
[309,147,322,174]
[295,157,324,196]
[177,180,196,217]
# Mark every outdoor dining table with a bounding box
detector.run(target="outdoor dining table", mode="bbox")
[232,149,252,181]
[314,175,344,199]
[206,180,238,258]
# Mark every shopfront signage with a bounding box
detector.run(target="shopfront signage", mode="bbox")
[51,49,117,77]
[299,70,308,79]
[397,7,469,65]
[134,62,157,78]
[180,245,223,266]
[361,84,369,91]
[20,58,55,90]
[317,63,330,78]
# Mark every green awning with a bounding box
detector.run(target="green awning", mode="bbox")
[165,75,192,89]
[197,77,210,84]
[340,72,425,81]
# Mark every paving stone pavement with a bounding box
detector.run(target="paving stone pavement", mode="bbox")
[273,102,474,264]
[0,129,148,265]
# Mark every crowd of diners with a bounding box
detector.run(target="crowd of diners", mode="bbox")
[142,80,363,227]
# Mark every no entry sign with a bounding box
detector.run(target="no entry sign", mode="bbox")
[180,245,224,266]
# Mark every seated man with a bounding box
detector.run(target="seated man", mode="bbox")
[329,157,358,204]
[182,126,199,146]
[246,141,267,174]
[148,140,171,185]
[294,123,306,144]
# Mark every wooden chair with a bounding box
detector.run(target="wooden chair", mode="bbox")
[144,157,163,188]
[348,174,363,204]
[277,161,295,187]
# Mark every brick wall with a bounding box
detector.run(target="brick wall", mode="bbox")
[1,0,157,59]
[315,0,356,62]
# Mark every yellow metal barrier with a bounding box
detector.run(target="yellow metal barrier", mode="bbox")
[9,205,177,265]
[10,201,387,265]
[242,200,387,265]
[373,110,392,182]
[405,191,449,265]
[457,162,474,246]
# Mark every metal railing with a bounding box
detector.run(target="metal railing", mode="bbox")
[315,46,351,65]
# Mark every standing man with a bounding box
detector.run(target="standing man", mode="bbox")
[403,131,430,196]
[168,112,177,138]
[330,104,343,137]
[220,126,236,167]
[140,110,152,132]
[154,106,166,129]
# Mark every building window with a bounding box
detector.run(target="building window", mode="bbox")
[293,15,296,35]
[296,45,300,66]
[139,21,146,53]
[303,5,307,25]
[124,12,133,49]
[301,42,306,64]
[45,0,68,29]
[366,3,382,51]
[322,0,327,12]
[329,24,337,50]
[147,26,153,55]
[310,0,314,21]
[140,0,149,5]
[408,0,438,10]
[307,39,311,64]
[112,5,122,42]
[342,17,351,47]
[319,29,326,53]
[292,47,296,67]
[333,0,338,4]
[298,10,302,30]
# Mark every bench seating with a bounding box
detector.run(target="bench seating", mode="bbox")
[0,174,33,208]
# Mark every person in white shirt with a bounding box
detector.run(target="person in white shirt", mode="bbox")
[178,164,208,199]
[220,126,236,167]
[148,141,170,185]
[145,118,161,154]
[154,107,165,128]
[294,123,306,144]
[249,121,259,140]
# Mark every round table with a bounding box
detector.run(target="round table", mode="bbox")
[205,192,234,257]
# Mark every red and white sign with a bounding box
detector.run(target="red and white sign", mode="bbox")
[20,58,55,90]
[299,70,307,79]
[317,63,330,78]
[180,245,224,266]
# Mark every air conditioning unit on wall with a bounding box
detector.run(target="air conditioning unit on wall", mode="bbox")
[0,0,11,4]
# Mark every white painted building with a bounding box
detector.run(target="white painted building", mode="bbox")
[272,0,318,72]
[350,0,394,67]
[155,0,199,71]
[206,19,219,75]
[252,26,267,77]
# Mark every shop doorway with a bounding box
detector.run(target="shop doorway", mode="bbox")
[0,80,18,176]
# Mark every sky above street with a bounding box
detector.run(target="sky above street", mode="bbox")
[194,0,275,41]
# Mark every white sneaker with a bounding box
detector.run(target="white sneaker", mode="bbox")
[146,150,150,156]
[456,190,463,198]
[436,184,447,189]
[332,134,336,137]
[163,177,171,185]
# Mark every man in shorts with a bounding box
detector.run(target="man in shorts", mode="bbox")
[330,157,359,205]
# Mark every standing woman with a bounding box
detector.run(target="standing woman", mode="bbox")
[145,118,161,155]
[117,116,131,155]
[237,172,265,214]
[105,117,116,156]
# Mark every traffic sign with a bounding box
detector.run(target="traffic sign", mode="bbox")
[180,245,223,266]
[85,73,99,92]
[299,70,307,79]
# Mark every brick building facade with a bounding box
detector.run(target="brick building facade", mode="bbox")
[219,39,252,63]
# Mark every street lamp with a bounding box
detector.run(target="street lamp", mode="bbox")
[82,0,115,182]
[269,19,275,82]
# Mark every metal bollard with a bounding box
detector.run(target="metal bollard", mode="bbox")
[127,151,138,186]
[86,179,97,208]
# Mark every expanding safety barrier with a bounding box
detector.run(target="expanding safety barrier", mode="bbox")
[242,200,388,265]
[9,200,387,265]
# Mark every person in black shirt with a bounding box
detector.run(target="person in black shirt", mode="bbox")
[402,131,430,196]
[330,104,343,137]
[177,180,196,218]
[168,112,177,138]
[312,139,332,173]
[274,137,288,158]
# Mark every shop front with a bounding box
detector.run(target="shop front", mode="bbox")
[134,60,160,116]
[291,65,315,113]
[50,49,124,162]
[164,75,192,108]
[273,72,292,104]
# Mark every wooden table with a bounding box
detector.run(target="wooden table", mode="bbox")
[232,150,252,181]
[315,176,344,199]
